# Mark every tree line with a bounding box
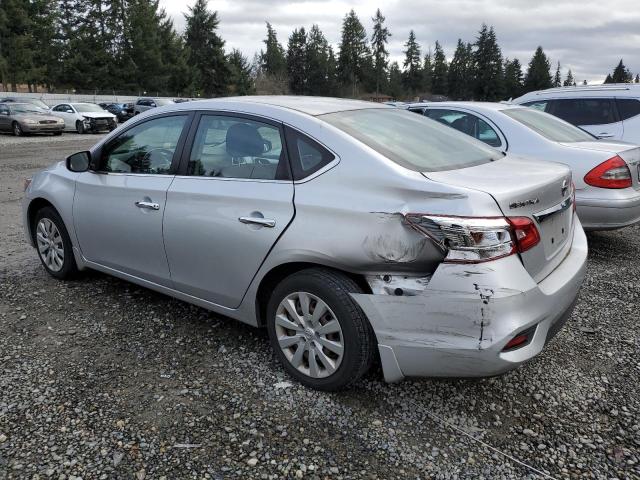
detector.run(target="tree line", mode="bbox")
[0,1,637,99]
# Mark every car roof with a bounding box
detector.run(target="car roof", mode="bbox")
[515,84,640,102]
[183,96,390,116]
[405,101,520,112]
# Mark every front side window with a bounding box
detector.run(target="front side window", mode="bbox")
[53,104,70,112]
[616,98,640,121]
[426,109,502,147]
[101,115,187,174]
[502,107,595,142]
[320,108,503,172]
[551,98,617,125]
[187,115,286,180]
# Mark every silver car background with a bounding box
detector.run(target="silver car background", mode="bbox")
[406,102,640,231]
[23,97,587,390]
[0,102,64,136]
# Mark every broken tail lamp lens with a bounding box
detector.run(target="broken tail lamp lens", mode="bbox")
[404,214,540,263]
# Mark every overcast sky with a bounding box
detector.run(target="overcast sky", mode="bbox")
[158,0,639,83]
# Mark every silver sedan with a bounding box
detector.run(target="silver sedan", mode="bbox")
[406,102,640,231]
[23,97,587,390]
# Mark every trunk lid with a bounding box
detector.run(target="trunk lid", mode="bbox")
[560,141,640,192]
[425,156,574,282]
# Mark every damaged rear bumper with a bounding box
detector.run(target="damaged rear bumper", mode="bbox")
[351,219,588,383]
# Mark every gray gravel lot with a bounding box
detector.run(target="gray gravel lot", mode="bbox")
[0,134,639,479]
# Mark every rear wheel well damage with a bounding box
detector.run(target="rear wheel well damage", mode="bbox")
[27,198,56,242]
[255,262,372,327]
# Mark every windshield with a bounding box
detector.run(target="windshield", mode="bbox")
[155,99,175,106]
[11,104,47,114]
[502,107,595,142]
[319,108,503,172]
[73,104,105,113]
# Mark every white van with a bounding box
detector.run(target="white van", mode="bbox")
[512,84,640,144]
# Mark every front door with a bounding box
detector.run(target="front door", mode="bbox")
[73,114,191,286]
[163,113,295,308]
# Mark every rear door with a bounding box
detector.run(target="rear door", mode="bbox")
[616,98,640,143]
[163,112,295,308]
[549,98,623,140]
[0,104,10,131]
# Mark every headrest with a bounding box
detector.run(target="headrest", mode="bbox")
[226,123,265,157]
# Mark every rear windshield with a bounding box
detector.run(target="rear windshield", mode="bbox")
[502,107,595,142]
[319,108,503,172]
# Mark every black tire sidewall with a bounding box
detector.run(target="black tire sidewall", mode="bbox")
[266,270,372,391]
[76,121,84,134]
[33,207,77,279]
[13,122,22,136]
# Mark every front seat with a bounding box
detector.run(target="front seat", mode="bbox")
[222,123,276,179]
[451,116,476,137]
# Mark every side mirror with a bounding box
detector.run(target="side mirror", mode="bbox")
[66,151,91,172]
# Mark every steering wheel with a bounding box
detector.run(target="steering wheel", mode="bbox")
[142,148,174,172]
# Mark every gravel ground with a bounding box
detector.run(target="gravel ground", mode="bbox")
[1,135,639,479]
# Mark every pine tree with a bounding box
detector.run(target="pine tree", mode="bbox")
[431,41,447,95]
[287,27,307,94]
[611,59,632,83]
[636,74,640,84]
[370,8,390,95]
[184,0,228,97]
[227,49,253,95]
[553,62,562,87]
[422,51,432,93]
[305,24,335,96]
[260,22,286,77]
[582,80,587,85]
[448,39,472,100]
[337,9,370,97]
[402,30,421,93]
[0,0,36,91]
[563,69,575,87]
[159,16,192,96]
[503,58,523,99]
[472,24,503,100]
[388,61,403,100]
[524,46,552,92]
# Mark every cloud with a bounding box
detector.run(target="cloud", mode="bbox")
[160,0,640,82]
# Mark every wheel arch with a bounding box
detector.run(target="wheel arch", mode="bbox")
[254,261,372,327]
[26,197,57,243]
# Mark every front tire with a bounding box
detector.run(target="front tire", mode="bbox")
[75,120,85,134]
[33,207,78,280]
[266,268,376,391]
[12,122,23,136]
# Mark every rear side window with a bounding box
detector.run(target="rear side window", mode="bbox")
[425,109,502,147]
[320,108,503,172]
[502,108,594,142]
[551,98,617,125]
[616,98,640,121]
[284,127,335,180]
[522,101,549,112]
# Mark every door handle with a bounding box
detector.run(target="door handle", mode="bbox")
[135,201,160,210]
[238,216,276,228]
[597,133,614,138]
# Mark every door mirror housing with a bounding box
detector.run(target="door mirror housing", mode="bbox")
[66,151,91,172]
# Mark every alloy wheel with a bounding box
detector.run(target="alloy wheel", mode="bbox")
[274,292,344,379]
[36,218,64,272]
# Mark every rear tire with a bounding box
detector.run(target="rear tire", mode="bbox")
[12,122,23,136]
[266,268,376,391]
[33,207,78,280]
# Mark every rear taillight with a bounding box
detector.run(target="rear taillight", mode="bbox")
[404,214,540,264]
[584,155,632,189]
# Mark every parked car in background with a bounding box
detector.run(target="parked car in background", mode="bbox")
[0,102,64,136]
[49,102,117,133]
[133,97,175,115]
[99,102,134,122]
[512,84,640,144]
[23,97,587,390]
[0,97,50,110]
[407,101,640,231]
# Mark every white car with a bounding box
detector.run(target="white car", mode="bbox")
[49,103,117,134]
[406,101,640,231]
[512,84,640,144]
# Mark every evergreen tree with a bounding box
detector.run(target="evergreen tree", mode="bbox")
[422,51,432,93]
[553,61,562,87]
[611,59,632,83]
[227,49,253,95]
[524,46,552,92]
[184,0,228,97]
[604,73,613,84]
[260,22,286,77]
[388,61,403,100]
[0,0,35,91]
[286,27,307,94]
[563,69,575,87]
[431,41,447,95]
[159,16,192,96]
[472,24,503,100]
[337,9,370,97]
[370,8,390,95]
[448,39,472,100]
[583,80,587,85]
[636,74,640,83]
[402,30,422,93]
[305,24,335,96]
[503,58,523,99]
